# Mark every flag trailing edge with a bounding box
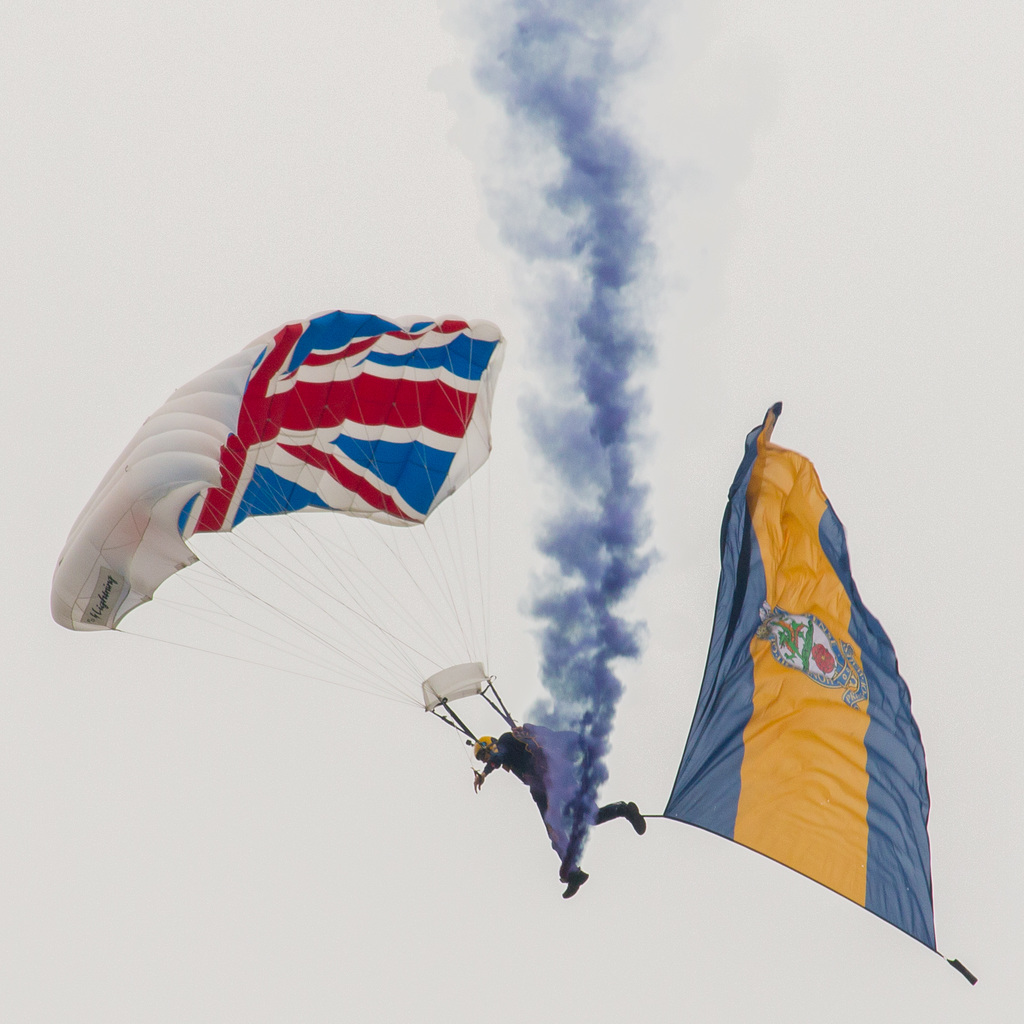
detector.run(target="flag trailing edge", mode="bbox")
[666,403,938,952]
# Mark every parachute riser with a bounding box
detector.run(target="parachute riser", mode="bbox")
[479,678,516,729]
[430,699,477,741]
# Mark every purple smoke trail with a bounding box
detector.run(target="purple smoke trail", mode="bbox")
[472,0,654,869]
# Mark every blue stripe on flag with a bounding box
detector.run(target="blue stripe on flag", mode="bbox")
[286,311,402,373]
[665,415,768,838]
[362,333,499,382]
[332,434,455,516]
[818,503,936,949]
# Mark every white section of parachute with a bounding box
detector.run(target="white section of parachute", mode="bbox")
[51,343,261,630]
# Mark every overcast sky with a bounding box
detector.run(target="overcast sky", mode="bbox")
[2,1,1022,1020]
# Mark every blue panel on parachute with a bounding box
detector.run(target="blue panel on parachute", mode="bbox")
[232,464,332,526]
[362,334,499,382]
[285,311,402,373]
[332,434,455,516]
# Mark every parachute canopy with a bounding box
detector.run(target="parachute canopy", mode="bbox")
[52,311,504,632]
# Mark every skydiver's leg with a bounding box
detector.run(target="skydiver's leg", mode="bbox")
[595,801,626,823]
[528,782,575,877]
[595,801,646,834]
[528,784,549,819]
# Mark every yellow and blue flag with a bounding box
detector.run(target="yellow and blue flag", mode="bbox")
[666,403,935,949]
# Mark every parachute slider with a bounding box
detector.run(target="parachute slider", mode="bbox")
[423,663,487,741]
[422,663,488,711]
[422,663,516,740]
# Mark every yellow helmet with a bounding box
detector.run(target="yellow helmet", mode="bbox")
[474,736,499,761]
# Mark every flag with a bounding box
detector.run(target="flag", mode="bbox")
[666,403,935,949]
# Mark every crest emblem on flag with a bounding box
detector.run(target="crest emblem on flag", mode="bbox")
[755,602,869,709]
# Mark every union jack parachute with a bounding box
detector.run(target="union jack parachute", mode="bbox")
[52,310,505,701]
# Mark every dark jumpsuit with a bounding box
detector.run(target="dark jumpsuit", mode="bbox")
[481,731,550,814]
[481,730,634,830]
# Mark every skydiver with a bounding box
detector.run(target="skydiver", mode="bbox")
[472,727,646,899]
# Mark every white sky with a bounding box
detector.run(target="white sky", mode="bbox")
[2,1,1021,1020]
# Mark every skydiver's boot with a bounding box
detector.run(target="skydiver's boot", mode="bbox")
[625,801,647,835]
[562,869,589,899]
[595,801,647,835]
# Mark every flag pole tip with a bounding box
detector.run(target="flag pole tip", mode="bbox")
[946,958,978,985]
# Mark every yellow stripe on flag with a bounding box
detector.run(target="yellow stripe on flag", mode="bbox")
[733,427,871,905]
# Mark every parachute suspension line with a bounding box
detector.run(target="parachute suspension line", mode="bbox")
[449,443,485,663]
[153,580,350,680]
[482,441,492,672]
[188,534,420,703]
[454,330,488,670]
[222,529,430,699]
[224,490,479,701]
[379,429,474,659]
[127,539,417,699]
[416,491,478,664]
[223,351,392,654]
[463,410,491,673]
[205,527,408,674]
[373,339,484,667]
[402,507,474,659]
[186,541,418,693]
[306,322,491,671]
[415,473,467,658]
[311,518,466,670]
[392,519,472,658]
[451,337,490,665]
[322,496,466,662]
[187,554,416,700]
[334,366,481,666]
[330,477,480,673]
[235,515,439,674]
[203,442,445,689]
[436,431,476,660]
[118,624,421,704]
[282,519,448,671]
[155,557,356,681]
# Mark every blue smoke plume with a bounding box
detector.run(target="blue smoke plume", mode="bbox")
[472,0,653,869]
